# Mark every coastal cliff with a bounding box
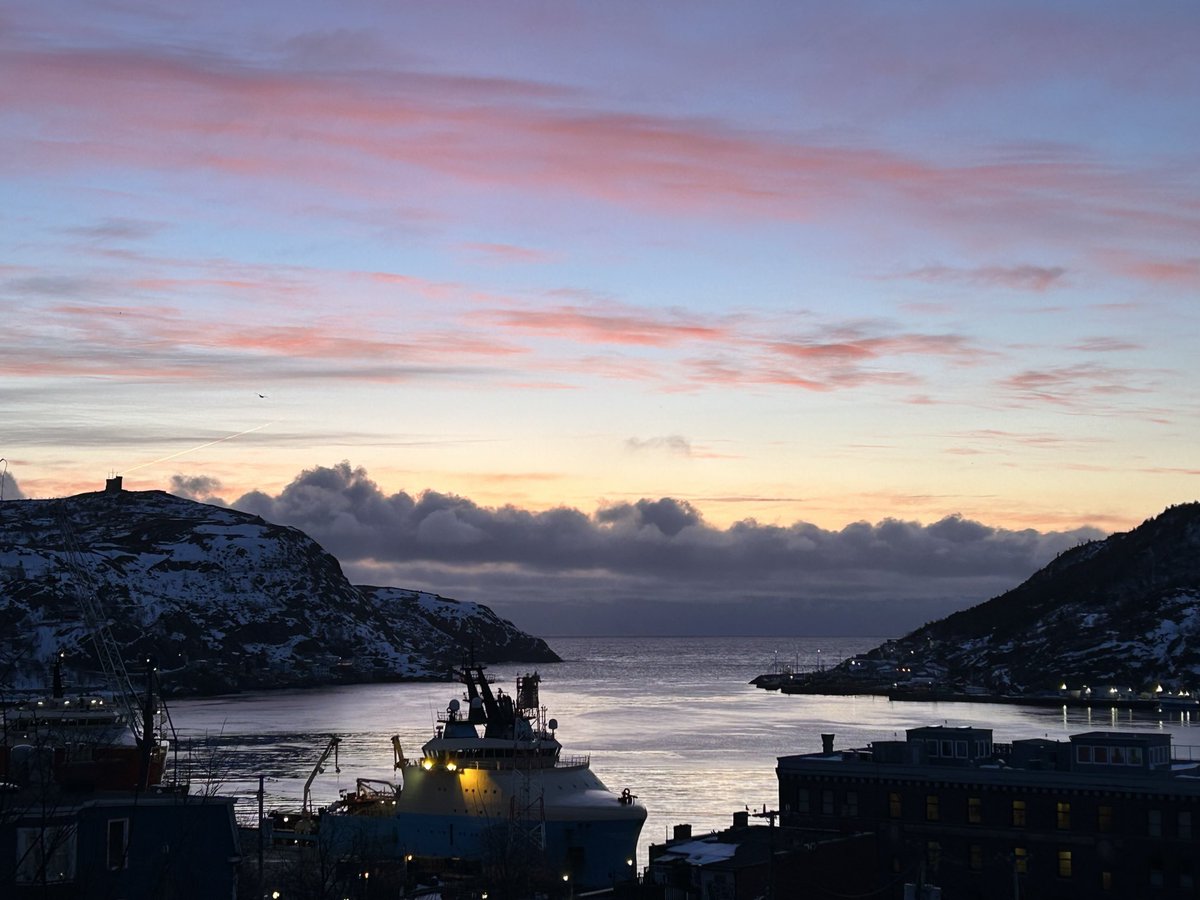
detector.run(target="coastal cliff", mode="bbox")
[0,489,558,696]
[869,502,1200,692]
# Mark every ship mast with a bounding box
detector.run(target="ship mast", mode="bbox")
[54,503,144,739]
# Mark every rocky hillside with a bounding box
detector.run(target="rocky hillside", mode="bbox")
[867,502,1200,692]
[0,488,558,696]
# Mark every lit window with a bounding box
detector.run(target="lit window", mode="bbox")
[1012,799,1027,827]
[1058,850,1072,878]
[889,792,902,819]
[1014,847,1028,874]
[1056,801,1071,830]
[968,796,982,824]
[926,794,940,822]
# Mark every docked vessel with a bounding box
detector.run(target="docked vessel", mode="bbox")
[321,664,646,890]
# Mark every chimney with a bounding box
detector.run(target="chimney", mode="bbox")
[733,810,749,828]
[672,824,692,842]
[821,733,836,754]
[105,475,123,493]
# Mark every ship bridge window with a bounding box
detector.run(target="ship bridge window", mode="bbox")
[1077,743,1153,767]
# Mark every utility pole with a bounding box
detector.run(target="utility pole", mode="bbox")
[752,805,778,900]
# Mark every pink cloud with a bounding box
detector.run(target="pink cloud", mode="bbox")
[892,264,1068,291]
[2,42,1195,242]
[461,242,552,264]
[484,304,729,347]
[1104,253,1200,286]
[999,364,1148,408]
[1067,337,1142,353]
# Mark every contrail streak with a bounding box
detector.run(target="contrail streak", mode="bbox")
[123,422,275,474]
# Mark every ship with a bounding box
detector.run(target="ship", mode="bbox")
[320,663,646,890]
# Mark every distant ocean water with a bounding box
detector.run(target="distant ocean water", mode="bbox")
[169,635,1200,867]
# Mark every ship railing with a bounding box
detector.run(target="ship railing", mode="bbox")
[556,754,590,769]
[1170,744,1200,763]
[420,754,591,772]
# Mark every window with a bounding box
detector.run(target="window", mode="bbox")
[1011,799,1027,827]
[843,791,858,817]
[794,789,810,814]
[1056,801,1071,830]
[926,841,941,872]
[888,792,902,819]
[1150,859,1165,888]
[1057,850,1073,878]
[1101,870,1113,892]
[1129,747,1143,766]
[1098,805,1113,832]
[821,789,834,815]
[955,740,968,758]
[1013,847,1028,874]
[1180,811,1192,839]
[106,819,129,871]
[941,740,953,757]
[969,843,983,872]
[968,796,982,824]
[1148,810,1162,837]
[1094,746,1108,764]
[926,794,940,822]
[15,825,78,885]
[1077,744,1093,764]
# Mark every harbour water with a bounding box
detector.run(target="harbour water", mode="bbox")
[168,635,1200,867]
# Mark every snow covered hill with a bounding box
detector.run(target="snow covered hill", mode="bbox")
[866,502,1200,692]
[0,488,558,696]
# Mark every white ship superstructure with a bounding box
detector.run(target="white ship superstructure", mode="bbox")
[322,664,646,889]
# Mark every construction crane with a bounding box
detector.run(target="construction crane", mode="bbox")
[302,735,341,817]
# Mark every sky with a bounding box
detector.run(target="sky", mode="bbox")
[2,1,1197,637]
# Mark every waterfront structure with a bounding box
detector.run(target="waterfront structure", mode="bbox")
[644,816,876,900]
[777,726,1199,899]
[0,783,241,898]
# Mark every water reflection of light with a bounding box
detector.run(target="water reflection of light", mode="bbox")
[169,636,1200,867]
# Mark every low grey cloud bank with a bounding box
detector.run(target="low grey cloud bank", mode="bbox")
[171,462,1107,637]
